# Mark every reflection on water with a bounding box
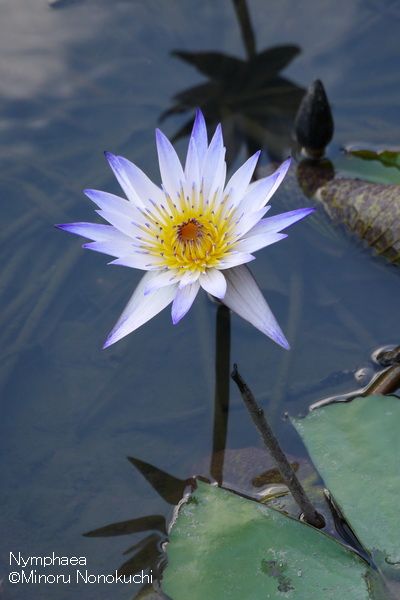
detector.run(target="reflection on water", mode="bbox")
[1,1,400,598]
[161,0,304,165]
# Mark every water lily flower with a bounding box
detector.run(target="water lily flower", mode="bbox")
[57,109,313,349]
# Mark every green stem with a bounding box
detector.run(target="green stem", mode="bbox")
[210,305,231,485]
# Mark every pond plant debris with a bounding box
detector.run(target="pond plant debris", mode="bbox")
[57,109,313,348]
[231,364,325,529]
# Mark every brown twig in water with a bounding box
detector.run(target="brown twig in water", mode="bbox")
[362,365,400,396]
[376,345,400,367]
[231,364,325,528]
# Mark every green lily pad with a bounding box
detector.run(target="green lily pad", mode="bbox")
[348,149,400,171]
[293,395,400,567]
[333,154,400,185]
[162,481,373,599]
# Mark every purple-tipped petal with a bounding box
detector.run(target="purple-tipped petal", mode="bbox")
[57,221,135,258]
[114,156,164,206]
[239,158,292,213]
[223,265,290,349]
[105,152,143,206]
[190,108,208,164]
[156,129,185,199]
[56,222,128,242]
[103,272,177,348]
[265,157,291,200]
[224,151,261,207]
[234,232,288,254]
[171,281,200,325]
[199,269,226,299]
[84,189,137,218]
[249,207,315,238]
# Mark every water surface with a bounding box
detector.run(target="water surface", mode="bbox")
[1,1,400,598]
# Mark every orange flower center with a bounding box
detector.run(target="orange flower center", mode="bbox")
[177,219,203,242]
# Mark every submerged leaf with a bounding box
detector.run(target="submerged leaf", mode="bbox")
[162,481,374,599]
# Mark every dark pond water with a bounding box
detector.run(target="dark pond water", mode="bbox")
[1,1,400,598]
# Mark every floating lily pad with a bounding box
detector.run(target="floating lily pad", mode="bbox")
[293,395,400,567]
[294,161,400,263]
[348,149,400,171]
[333,154,400,186]
[162,481,373,599]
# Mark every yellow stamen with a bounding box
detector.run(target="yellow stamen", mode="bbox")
[138,189,236,272]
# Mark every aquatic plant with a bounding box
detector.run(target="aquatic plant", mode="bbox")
[57,109,313,348]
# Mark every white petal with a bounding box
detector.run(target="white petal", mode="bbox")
[103,272,177,348]
[208,153,227,204]
[85,190,157,232]
[96,209,139,239]
[56,222,129,242]
[143,269,180,294]
[223,265,289,349]
[199,269,227,299]
[113,156,164,206]
[156,129,184,199]
[233,206,270,239]
[247,207,315,237]
[171,281,200,324]
[84,189,138,217]
[58,220,135,258]
[83,240,134,258]
[234,232,287,254]
[224,151,260,207]
[190,108,208,164]
[217,252,255,269]
[105,152,143,206]
[178,270,201,288]
[109,253,165,270]
[238,158,291,213]
[201,124,224,198]
[184,136,200,187]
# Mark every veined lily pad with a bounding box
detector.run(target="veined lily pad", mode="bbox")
[293,161,400,264]
[293,395,400,568]
[162,481,373,599]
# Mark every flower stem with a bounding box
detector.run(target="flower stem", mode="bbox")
[232,0,256,59]
[210,305,231,485]
[231,364,325,528]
